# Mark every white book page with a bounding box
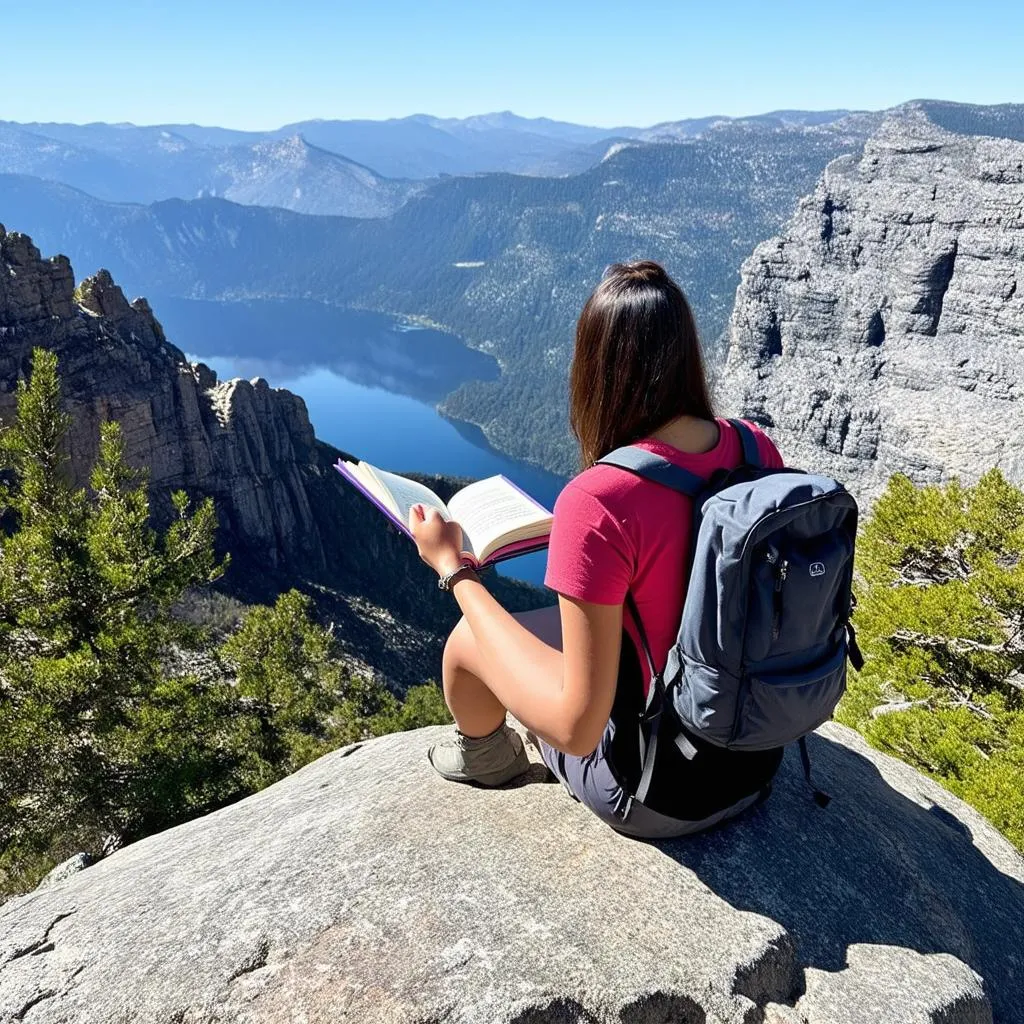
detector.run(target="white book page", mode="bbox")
[447,477,550,559]
[363,465,450,524]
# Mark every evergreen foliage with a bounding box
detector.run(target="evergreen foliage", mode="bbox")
[218,589,451,789]
[0,349,450,898]
[840,471,1024,849]
[0,348,231,881]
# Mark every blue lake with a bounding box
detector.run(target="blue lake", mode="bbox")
[155,297,567,586]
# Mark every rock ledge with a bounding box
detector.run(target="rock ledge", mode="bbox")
[1,722,1021,1023]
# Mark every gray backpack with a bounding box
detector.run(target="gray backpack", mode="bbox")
[598,419,863,811]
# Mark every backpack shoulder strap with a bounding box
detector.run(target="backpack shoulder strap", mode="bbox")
[727,418,763,469]
[597,445,705,498]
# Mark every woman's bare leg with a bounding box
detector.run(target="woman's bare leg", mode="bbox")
[441,604,562,737]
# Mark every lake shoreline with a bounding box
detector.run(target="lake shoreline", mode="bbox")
[162,299,563,585]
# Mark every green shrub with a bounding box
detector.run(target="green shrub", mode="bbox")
[840,471,1024,849]
[0,348,453,897]
[0,348,230,888]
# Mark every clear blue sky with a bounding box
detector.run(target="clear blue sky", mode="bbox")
[5,0,1022,129]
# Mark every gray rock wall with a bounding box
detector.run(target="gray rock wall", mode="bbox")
[720,111,1023,505]
[0,226,326,573]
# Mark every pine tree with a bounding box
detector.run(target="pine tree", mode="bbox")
[219,589,451,789]
[0,348,230,885]
[839,470,1024,849]
[0,348,451,897]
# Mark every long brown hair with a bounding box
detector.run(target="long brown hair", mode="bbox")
[569,260,715,469]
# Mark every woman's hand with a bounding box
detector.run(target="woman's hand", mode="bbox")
[408,504,467,578]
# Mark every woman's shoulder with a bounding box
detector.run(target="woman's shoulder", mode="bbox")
[631,417,784,472]
[556,417,784,515]
[730,418,785,469]
[556,462,650,512]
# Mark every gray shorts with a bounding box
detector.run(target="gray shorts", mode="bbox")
[539,718,763,840]
[517,606,764,839]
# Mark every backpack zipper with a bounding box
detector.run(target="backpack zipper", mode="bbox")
[772,558,788,641]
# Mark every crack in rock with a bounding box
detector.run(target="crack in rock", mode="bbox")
[12,988,58,1021]
[2,911,76,965]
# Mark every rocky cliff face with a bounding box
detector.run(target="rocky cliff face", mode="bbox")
[0,223,331,572]
[721,111,1023,503]
[0,225,547,687]
[1,721,1020,1023]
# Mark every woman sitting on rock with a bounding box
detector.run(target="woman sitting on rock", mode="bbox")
[410,260,785,838]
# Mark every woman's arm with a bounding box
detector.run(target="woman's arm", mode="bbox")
[452,576,621,756]
[409,504,621,756]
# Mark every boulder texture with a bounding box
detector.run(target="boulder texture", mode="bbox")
[1,722,1020,1024]
[721,110,1023,505]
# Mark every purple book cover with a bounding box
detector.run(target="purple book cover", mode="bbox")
[333,459,551,566]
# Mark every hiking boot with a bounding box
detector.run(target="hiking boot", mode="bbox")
[428,723,530,786]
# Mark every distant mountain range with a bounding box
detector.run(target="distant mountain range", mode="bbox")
[0,108,867,214]
[1,99,1021,476]
[0,122,422,217]
[6,103,1004,219]
[0,115,878,473]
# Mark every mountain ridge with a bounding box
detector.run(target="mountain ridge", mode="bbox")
[6,101,1024,481]
[0,117,877,475]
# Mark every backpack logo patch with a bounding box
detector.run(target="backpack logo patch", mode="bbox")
[810,562,826,578]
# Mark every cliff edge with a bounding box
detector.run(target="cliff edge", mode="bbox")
[721,110,1023,503]
[0,225,548,687]
[0,224,330,573]
[1,723,1021,1023]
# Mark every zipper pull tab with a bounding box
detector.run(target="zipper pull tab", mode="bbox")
[775,559,788,591]
[771,558,787,642]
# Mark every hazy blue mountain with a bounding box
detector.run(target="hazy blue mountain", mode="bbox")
[269,115,624,177]
[267,117,480,177]
[1,109,882,194]
[0,122,144,198]
[637,109,863,141]
[206,136,422,216]
[4,115,603,189]
[909,99,1024,142]
[419,111,631,145]
[5,120,203,163]
[155,124,267,148]
[0,120,219,203]
[0,125,419,216]
[521,135,639,176]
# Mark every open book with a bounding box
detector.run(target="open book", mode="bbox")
[335,458,553,567]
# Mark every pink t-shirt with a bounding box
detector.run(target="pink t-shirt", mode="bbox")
[544,419,784,696]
